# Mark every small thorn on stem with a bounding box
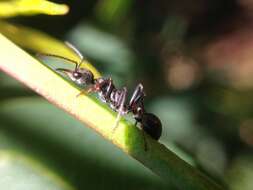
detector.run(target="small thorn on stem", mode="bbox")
[76,90,86,97]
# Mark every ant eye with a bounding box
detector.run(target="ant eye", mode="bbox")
[73,72,81,79]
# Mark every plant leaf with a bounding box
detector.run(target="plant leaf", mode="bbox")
[0,0,69,18]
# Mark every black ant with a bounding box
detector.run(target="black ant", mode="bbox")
[37,42,162,150]
[87,80,162,140]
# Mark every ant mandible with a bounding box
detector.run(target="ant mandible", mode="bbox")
[37,42,162,150]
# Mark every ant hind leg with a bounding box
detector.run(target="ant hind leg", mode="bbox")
[134,120,148,151]
[141,129,148,151]
[76,85,96,97]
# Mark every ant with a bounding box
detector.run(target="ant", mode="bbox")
[37,42,162,150]
[86,78,162,144]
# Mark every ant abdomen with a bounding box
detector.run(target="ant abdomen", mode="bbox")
[141,113,162,140]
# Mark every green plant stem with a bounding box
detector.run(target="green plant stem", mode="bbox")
[0,34,225,190]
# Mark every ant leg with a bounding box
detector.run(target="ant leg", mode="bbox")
[134,119,148,151]
[112,87,127,132]
[141,129,148,151]
[76,89,87,97]
[77,78,111,98]
[76,85,96,97]
[129,83,145,108]
[76,77,104,97]
[105,78,113,100]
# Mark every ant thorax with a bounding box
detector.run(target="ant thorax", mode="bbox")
[94,78,128,114]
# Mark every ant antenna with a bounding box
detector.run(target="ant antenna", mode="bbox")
[65,41,85,71]
[65,41,84,60]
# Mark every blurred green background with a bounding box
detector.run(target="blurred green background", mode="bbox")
[1,0,253,189]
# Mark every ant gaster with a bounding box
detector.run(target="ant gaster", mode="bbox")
[37,42,162,149]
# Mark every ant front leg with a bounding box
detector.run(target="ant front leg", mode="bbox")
[76,83,98,97]
[76,78,104,97]
[76,88,88,97]
[112,87,127,132]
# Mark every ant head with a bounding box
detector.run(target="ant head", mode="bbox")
[140,113,162,140]
[72,71,82,79]
[38,42,95,86]
[56,63,95,86]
